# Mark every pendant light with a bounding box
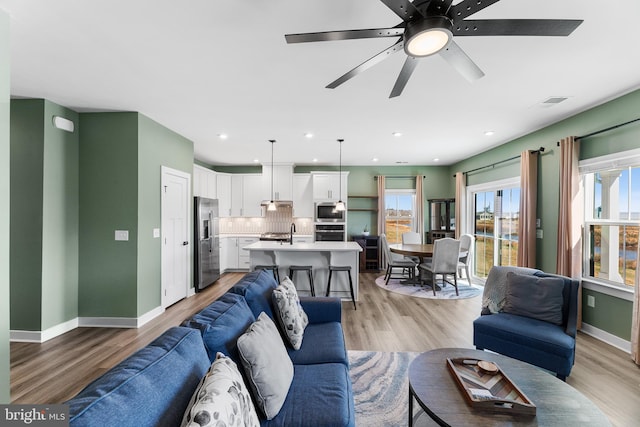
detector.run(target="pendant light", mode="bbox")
[267,139,277,211]
[335,138,346,211]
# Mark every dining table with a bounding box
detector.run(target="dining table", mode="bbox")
[389,243,434,286]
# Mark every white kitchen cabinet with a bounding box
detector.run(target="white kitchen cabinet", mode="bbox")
[219,237,237,272]
[292,235,313,244]
[238,236,258,270]
[216,173,232,217]
[292,173,313,218]
[262,164,293,201]
[193,164,218,199]
[311,172,349,201]
[242,175,264,217]
[230,175,243,217]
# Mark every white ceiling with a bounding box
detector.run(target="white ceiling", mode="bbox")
[1,0,639,166]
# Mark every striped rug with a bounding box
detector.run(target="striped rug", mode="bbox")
[349,350,438,426]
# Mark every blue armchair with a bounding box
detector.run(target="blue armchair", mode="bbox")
[473,266,580,381]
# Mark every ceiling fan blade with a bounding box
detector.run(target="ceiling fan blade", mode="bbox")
[449,0,500,22]
[326,39,404,89]
[452,19,583,37]
[427,0,453,16]
[285,28,404,44]
[380,0,424,22]
[439,40,485,82]
[390,56,419,98]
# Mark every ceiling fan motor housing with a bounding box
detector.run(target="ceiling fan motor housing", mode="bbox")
[404,16,453,58]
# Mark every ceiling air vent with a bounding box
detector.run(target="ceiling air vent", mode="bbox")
[542,96,568,105]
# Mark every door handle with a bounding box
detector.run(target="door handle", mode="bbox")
[183,241,189,246]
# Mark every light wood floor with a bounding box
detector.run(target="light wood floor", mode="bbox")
[10,272,640,426]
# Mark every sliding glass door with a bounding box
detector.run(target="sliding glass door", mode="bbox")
[468,178,520,279]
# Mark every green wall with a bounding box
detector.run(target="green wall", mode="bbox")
[79,112,194,318]
[450,87,640,341]
[79,113,139,317]
[1,9,11,404]
[137,114,194,315]
[9,99,79,331]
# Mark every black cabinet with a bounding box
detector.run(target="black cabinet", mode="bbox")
[353,235,379,271]
[428,198,455,243]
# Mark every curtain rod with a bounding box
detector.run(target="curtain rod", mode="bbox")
[452,147,545,178]
[556,117,640,145]
[374,175,425,179]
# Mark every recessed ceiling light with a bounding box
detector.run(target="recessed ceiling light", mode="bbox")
[392,132,403,137]
[484,130,495,136]
[304,132,313,139]
[372,158,379,162]
[433,158,440,162]
[218,133,228,140]
[395,161,408,164]
[312,158,318,163]
[253,159,259,163]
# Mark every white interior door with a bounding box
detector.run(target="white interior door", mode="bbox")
[161,166,191,307]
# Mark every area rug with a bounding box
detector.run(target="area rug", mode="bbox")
[375,275,482,299]
[349,350,437,426]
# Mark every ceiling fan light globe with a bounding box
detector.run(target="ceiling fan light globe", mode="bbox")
[404,17,453,58]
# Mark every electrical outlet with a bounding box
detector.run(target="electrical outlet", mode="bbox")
[536,229,543,239]
[115,230,129,241]
[536,218,541,228]
[587,295,595,308]
[153,228,160,238]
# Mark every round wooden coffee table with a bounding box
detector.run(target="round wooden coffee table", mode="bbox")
[409,348,611,426]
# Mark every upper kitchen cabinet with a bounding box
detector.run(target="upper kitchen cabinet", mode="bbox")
[311,171,349,201]
[193,164,217,199]
[262,164,293,201]
[230,174,263,217]
[216,173,232,217]
[292,174,313,218]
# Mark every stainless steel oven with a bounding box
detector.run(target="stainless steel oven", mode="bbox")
[315,202,346,223]
[314,224,345,242]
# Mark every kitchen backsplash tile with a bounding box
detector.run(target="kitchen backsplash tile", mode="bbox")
[220,206,314,235]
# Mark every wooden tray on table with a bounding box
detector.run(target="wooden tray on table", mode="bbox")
[446,357,536,416]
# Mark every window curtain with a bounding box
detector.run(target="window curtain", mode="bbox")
[517,150,538,268]
[377,176,386,267]
[633,251,640,364]
[556,136,583,328]
[415,175,424,243]
[455,172,465,239]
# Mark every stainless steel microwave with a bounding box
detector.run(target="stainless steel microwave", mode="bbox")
[315,202,345,222]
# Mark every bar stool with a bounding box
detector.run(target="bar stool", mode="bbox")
[288,265,315,297]
[326,265,356,310]
[254,265,280,284]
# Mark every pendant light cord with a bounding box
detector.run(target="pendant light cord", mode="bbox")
[338,138,344,201]
[269,139,275,201]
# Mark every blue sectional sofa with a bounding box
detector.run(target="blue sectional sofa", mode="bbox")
[473,266,580,380]
[66,269,355,427]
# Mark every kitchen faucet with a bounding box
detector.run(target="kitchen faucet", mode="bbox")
[290,222,296,245]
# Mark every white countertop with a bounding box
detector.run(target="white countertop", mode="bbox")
[244,241,362,252]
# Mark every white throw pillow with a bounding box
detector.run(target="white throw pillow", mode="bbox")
[237,312,294,420]
[272,276,309,350]
[181,352,260,427]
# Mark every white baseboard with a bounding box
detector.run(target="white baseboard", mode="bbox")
[11,317,79,343]
[581,323,631,354]
[10,306,165,342]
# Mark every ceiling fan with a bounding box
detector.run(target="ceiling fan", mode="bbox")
[285,0,583,98]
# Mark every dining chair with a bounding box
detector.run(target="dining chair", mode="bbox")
[457,234,474,282]
[401,231,422,265]
[380,234,418,285]
[418,237,461,296]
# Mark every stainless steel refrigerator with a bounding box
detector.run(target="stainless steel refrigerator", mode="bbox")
[194,197,220,291]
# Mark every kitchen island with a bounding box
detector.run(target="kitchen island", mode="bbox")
[243,241,362,301]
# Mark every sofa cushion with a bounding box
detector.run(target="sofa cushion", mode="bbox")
[262,363,355,427]
[503,272,564,325]
[67,327,210,427]
[474,313,575,359]
[481,266,540,314]
[181,352,259,427]
[272,277,309,350]
[182,292,256,363]
[230,269,279,319]
[287,322,348,366]
[237,312,294,420]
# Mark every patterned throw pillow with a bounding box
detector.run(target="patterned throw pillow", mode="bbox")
[272,276,309,350]
[181,352,260,427]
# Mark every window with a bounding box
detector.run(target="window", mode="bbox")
[467,178,520,279]
[582,151,640,290]
[384,191,416,244]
